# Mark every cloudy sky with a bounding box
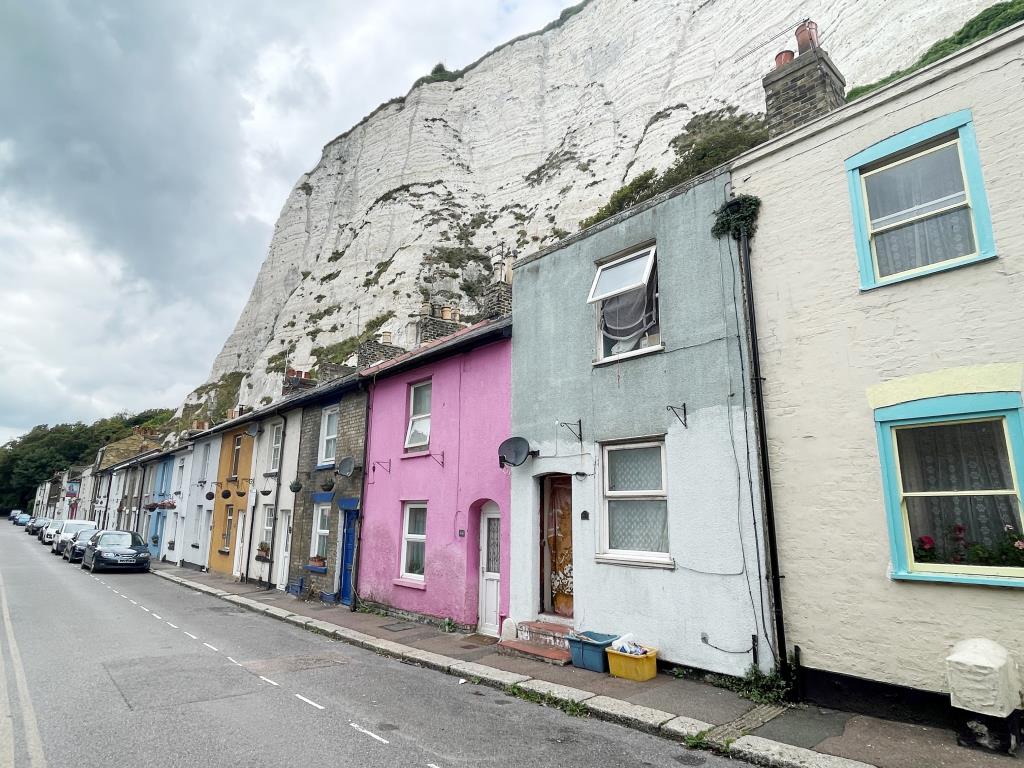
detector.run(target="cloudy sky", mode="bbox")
[0,0,575,445]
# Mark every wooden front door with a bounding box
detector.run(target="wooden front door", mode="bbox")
[542,475,573,617]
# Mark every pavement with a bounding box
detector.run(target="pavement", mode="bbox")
[0,525,748,768]
[147,560,1022,768]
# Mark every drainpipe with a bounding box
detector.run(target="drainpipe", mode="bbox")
[350,382,372,611]
[135,463,148,534]
[737,224,790,682]
[265,418,286,590]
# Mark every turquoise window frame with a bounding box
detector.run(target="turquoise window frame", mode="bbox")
[845,110,996,290]
[874,392,1024,588]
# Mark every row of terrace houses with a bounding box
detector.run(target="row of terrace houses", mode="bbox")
[36,20,1024,748]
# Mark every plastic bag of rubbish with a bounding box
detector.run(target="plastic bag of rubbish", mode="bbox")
[611,633,647,655]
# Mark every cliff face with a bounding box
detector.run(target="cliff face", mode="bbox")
[203,0,990,409]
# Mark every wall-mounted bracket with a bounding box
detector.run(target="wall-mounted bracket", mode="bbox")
[428,451,445,468]
[667,404,687,428]
[372,460,392,474]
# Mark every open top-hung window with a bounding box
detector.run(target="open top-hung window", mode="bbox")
[588,245,660,361]
[405,381,431,450]
[876,393,1024,585]
[846,111,994,289]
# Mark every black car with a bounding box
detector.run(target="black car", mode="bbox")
[25,517,47,534]
[81,531,151,573]
[64,528,98,563]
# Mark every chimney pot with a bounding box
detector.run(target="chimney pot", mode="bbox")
[775,50,795,68]
[420,300,432,316]
[795,20,819,54]
[381,331,392,344]
[451,307,461,322]
[441,306,452,321]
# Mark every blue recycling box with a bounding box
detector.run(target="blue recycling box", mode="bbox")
[568,631,618,672]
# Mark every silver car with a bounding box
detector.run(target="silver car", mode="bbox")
[51,520,98,555]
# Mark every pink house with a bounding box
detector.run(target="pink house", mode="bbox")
[356,318,512,635]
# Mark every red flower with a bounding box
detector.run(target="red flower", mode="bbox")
[918,536,935,550]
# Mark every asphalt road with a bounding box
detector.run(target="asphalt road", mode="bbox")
[0,525,747,768]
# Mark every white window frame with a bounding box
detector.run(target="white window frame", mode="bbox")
[198,443,210,482]
[318,407,339,466]
[268,423,283,472]
[311,504,331,558]
[192,504,203,544]
[175,458,185,492]
[404,381,432,450]
[400,502,427,581]
[598,441,672,566]
[586,245,656,303]
[222,505,234,551]
[230,435,242,479]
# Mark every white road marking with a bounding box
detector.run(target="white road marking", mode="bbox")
[427,764,441,767]
[0,571,48,767]
[183,632,198,640]
[129,600,137,605]
[112,590,120,594]
[166,622,178,629]
[349,722,388,743]
[227,657,242,665]
[139,606,150,612]
[203,642,219,652]
[259,676,279,686]
[152,614,162,619]
[296,694,326,711]
[119,595,128,600]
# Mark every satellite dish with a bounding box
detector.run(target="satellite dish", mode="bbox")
[337,457,356,478]
[498,437,535,468]
[245,423,260,437]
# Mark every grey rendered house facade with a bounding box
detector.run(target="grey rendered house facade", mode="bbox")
[731,21,1024,712]
[507,170,776,676]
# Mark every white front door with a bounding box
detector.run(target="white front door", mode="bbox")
[276,510,292,590]
[478,502,501,637]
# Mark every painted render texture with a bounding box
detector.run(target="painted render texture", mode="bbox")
[178,433,222,570]
[208,428,254,577]
[509,173,772,676]
[357,338,511,629]
[730,25,1024,693]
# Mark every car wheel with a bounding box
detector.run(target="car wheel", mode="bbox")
[89,558,99,573]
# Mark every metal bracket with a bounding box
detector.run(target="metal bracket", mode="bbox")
[667,404,687,428]
[558,419,582,443]
[372,460,391,474]
[428,451,445,468]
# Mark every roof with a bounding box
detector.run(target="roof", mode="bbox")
[360,315,512,379]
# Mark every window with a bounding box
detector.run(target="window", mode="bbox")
[319,407,339,466]
[600,442,670,563]
[262,505,275,547]
[401,503,427,579]
[312,505,330,558]
[405,382,432,450]
[269,423,283,472]
[198,443,211,482]
[222,505,234,550]
[230,435,242,479]
[875,392,1024,586]
[587,245,660,362]
[192,505,202,543]
[846,110,995,289]
[175,458,185,492]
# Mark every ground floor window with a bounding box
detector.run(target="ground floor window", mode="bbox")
[312,505,330,559]
[875,392,1024,583]
[401,502,427,579]
[192,505,202,543]
[222,505,234,551]
[600,442,669,562]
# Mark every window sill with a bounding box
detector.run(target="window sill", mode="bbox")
[400,450,432,460]
[393,577,426,590]
[891,569,1024,588]
[595,554,675,570]
[315,462,335,471]
[263,471,278,478]
[303,564,328,574]
[860,251,996,291]
[592,344,665,368]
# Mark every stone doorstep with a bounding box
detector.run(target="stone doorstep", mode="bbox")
[497,638,572,665]
[518,620,571,648]
[149,570,877,768]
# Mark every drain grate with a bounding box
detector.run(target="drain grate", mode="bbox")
[381,622,418,632]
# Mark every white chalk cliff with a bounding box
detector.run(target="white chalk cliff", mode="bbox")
[200,0,990,409]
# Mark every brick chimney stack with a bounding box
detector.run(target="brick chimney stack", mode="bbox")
[762,20,846,137]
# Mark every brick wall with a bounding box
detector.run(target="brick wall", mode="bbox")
[762,49,845,137]
[357,340,406,368]
[418,316,463,343]
[481,280,512,319]
[287,389,367,596]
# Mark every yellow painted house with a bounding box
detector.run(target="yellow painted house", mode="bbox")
[208,426,255,577]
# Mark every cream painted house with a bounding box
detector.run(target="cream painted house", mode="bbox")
[731,21,1024,713]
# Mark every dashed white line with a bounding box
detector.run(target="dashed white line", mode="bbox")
[166,622,178,629]
[112,590,120,595]
[226,657,242,666]
[183,632,198,640]
[296,694,325,711]
[349,722,387,743]
[119,595,128,600]
[139,606,150,612]
[259,676,279,686]
[152,614,162,620]
[203,642,219,652]
[427,764,441,768]
[129,600,137,605]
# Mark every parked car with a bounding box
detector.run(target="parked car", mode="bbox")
[14,513,31,526]
[39,520,61,543]
[81,531,151,573]
[8,509,23,522]
[51,520,97,554]
[64,528,98,563]
[25,517,47,534]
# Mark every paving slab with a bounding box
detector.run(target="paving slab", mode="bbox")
[585,695,675,733]
[752,706,855,750]
[662,715,715,739]
[730,735,875,768]
[518,679,596,704]
[398,648,456,673]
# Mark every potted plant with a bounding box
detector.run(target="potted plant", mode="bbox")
[256,541,271,561]
[320,478,335,492]
[289,480,303,493]
[167,540,175,551]
[309,554,326,567]
[150,534,159,546]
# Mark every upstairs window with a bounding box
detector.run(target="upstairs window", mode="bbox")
[319,407,338,466]
[846,111,995,289]
[588,245,660,362]
[268,423,283,472]
[230,435,242,479]
[198,443,210,482]
[405,381,432,450]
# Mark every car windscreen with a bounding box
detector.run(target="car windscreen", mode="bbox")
[98,533,143,547]
[74,530,97,541]
[65,523,92,533]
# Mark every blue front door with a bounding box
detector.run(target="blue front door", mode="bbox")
[340,510,358,606]
[149,510,165,557]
